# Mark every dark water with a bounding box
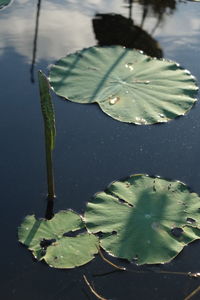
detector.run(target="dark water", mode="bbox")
[1,0,200,299]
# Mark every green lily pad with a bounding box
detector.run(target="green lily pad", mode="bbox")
[0,0,12,10]
[49,46,198,125]
[85,174,200,265]
[18,210,99,268]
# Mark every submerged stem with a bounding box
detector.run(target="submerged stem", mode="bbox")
[184,285,200,300]
[98,247,126,271]
[83,275,108,300]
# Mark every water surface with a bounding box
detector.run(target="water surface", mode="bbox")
[1,1,200,299]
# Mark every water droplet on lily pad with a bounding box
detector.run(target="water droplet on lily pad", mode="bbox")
[159,113,165,118]
[125,63,134,71]
[109,96,120,105]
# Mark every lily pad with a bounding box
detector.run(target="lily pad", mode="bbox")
[85,174,200,265]
[18,210,99,268]
[0,0,12,10]
[49,46,198,125]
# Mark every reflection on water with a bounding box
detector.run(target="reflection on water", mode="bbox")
[0,0,197,64]
[29,0,170,82]
[29,0,182,81]
[30,0,41,83]
[124,0,177,20]
[72,1,182,60]
[93,13,163,58]
[124,0,178,34]
[0,0,199,68]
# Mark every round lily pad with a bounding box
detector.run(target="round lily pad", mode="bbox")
[18,210,99,268]
[85,174,200,265]
[49,46,198,125]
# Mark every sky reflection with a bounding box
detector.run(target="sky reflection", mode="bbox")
[0,0,199,63]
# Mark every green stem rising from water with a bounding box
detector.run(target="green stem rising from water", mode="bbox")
[38,70,56,200]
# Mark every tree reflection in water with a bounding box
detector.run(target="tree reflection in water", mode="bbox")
[93,1,182,58]
[124,0,178,32]
[92,12,163,58]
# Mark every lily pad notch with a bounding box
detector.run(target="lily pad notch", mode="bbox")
[84,174,200,265]
[49,46,198,125]
[18,210,99,269]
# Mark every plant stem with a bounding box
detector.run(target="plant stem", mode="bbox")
[38,71,56,201]
[45,130,55,200]
[83,275,108,300]
[184,286,200,300]
[98,247,126,271]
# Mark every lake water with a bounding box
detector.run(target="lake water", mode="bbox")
[1,0,200,299]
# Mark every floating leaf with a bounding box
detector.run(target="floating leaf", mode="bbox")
[18,210,99,268]
[0,0,12,10]
[49,46,198,125]
[85,174,200,265]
